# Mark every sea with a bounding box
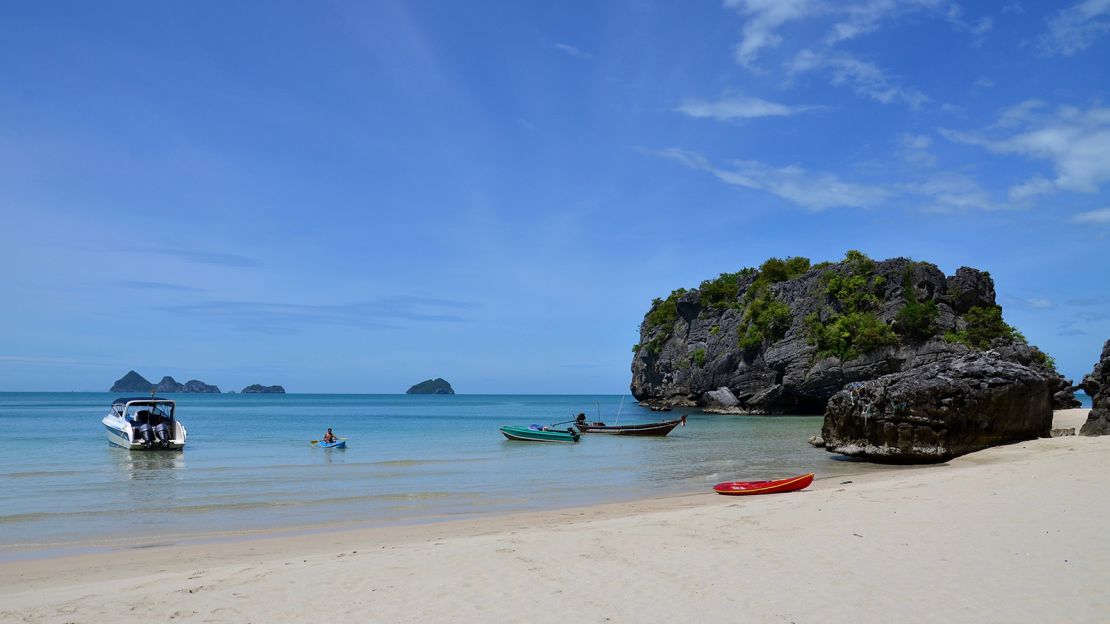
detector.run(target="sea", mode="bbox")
[0,392,944,558]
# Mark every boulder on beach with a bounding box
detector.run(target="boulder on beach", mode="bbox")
[406,378,455,395]
[1079,339,1110,436]
[821,352,1053,463]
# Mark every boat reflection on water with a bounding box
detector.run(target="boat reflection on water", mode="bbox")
[109,448,185,481]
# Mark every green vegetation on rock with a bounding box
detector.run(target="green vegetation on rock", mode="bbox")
[736,257,810,350]
[944,305,1015,349]
[692,348,706,367]
[806,250,896,360]
[894,265,939,342]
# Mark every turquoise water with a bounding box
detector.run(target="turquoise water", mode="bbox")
[0,393,890,556]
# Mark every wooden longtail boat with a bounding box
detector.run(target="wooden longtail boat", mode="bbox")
[713,473,814,496]
[499,425,580,443]
[574,415,686,436]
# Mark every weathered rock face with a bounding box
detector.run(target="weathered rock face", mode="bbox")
[242,384,285,394]
[822,352,1053,463]
[631,254,1071,414]
[1080,340,1110,436]
[110,370,153,393]
[406,378,455,395]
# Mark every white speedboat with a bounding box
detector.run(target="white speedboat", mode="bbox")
[102,397,187,450]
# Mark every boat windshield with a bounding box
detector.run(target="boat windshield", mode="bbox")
[124,402,174,421]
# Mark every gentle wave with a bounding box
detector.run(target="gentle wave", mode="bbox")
[0,491,482,524]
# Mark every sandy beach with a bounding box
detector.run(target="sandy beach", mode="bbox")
[1,409,1106,624]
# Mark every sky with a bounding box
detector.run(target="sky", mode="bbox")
[1,0,1108,393]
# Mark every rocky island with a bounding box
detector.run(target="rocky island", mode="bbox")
[242,384,286,394]
[631,251,1078,462]
[406,378,455,395]
[110,371,220,393]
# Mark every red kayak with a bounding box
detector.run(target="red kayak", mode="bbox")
[713,473,814,496]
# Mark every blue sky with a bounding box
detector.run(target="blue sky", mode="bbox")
[1,0,1108,392]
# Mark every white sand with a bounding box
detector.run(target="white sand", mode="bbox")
[2,408,1106,624]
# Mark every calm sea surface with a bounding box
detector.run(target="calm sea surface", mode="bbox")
[0,392,899,556]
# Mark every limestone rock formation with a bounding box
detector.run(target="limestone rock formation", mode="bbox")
[406,378,455,395]
[242,384,285,394]
[110,370,153,393]
[156,376,185,393]
[1079,340,1110,436]
[631,252,1070,415]
[109,371,220,393]
[822,352,1053,463]
[184,379,221,393]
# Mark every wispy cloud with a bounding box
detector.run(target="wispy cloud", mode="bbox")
[552,43,593,60]
[725,0,821,68]
[675,94,819,121]
[1072,207,1110,224]
[899,133,937,166]
[655,148,891,211]
[161,296,477,334]
[124,247,260,268]
[788,49,929,108]
[900,171,998,211]
[117,280,204,292]
[1039,0,1110,56]
[725,1,989,108]
[941,102,1110,199]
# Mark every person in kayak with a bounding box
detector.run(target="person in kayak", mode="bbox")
[323,428,336,443]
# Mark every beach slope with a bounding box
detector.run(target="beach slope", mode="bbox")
[1,409,1106,623]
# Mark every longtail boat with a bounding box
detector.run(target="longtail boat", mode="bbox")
[499,425,580,443]
[713,473,814,496]
[574,414,686,436]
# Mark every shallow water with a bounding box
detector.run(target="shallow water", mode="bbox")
[0,393,892,554]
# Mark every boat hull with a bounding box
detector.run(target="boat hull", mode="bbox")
[317,440,347,449]
[102,419,186,451]
[713,473,814,496]
[500,426,580,443]
[575,417,685,436]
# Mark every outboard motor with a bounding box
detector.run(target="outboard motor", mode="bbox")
[133,410,154,446]
[153,418,173,447]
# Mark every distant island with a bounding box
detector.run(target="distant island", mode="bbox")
[406,378,454,395]
[110,370,220,394]
[242,384,286,394]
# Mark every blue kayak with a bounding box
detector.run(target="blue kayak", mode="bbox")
[315,440,346,449]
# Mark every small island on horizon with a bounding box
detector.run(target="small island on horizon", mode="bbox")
[406,378,455,395]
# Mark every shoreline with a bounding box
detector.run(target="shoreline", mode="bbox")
[2,409,1105,622]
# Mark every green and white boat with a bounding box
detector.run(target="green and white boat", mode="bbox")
[499,425,580,443]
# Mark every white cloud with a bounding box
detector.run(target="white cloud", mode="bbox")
[655,148,891,211]
[1008,176,1054,203]
[725,1,990,107]
[941,103,1110,197]
[552,43,592,60]
[899,133,937,166]
[973,76,995,89]
[724,0,822,68]
[1072,207,1110,224]
[675,94,818,121]
[788,50,929,108]
[1027,298,1054,309]
[901,171,997,211]
[1039,0,1110,56]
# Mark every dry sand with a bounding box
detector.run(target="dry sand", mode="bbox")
[2,408,1107,624]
